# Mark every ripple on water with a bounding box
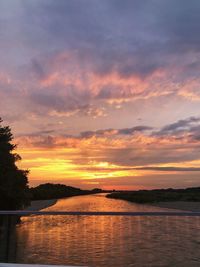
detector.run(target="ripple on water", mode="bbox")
[14,194,200,267]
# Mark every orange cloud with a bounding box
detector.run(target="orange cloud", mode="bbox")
[15,123,200,188]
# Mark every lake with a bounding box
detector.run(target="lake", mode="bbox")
[13,194,200,266]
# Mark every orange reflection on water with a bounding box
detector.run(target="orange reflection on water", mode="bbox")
[14,194,200,266]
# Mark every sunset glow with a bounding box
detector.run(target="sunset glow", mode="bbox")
[1,0,200,189]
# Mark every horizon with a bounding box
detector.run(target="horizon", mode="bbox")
[1,0,200,190]
[29,182,200,192]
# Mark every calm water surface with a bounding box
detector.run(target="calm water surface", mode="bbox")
[14,194,200,266]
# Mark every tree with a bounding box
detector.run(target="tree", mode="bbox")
[0,118,29,210]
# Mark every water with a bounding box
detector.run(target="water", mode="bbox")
[10,194,200,266]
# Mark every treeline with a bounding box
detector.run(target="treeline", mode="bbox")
[0,118,103,210]
[29,183,102,201]
[107,187,200,203]
[0,118,29,210]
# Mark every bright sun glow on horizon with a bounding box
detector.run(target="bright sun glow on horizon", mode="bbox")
[16,142,200,190]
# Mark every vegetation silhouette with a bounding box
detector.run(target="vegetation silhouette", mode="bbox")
[30,183,103,200]
[107,187,200,203]
[0,118,29,210]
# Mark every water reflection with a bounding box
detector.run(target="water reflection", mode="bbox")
[2,194,200,266]
[0,216,17,263]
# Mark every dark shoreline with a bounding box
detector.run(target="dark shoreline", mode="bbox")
[107,187,200,211]
[25,199,58,211]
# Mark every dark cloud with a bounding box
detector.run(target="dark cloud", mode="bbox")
[81,125,152,138]
[1,0,200,82]
[29,90,92,115]
[31,59,46,79]
[136,166,200,172]
[30,93,66,110]
[12,0,200,80]
[1,0,200,122]
[154,117,200,136]
[118,126,152,135]
[157,0,200,53]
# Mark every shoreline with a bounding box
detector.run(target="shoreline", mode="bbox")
[149,201,200,212]
[25,199,58,211]
[26,197,200,212]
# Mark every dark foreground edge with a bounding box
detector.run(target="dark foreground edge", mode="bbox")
[0,211,200,216]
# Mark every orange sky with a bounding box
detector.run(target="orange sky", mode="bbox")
[1,0,200,189]
[16,130,200,189]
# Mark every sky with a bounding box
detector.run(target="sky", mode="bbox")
[1,0,200,189]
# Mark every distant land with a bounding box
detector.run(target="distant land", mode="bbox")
[29,183,105,201]
[106,187,200,203]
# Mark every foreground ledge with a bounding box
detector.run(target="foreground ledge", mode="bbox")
[0,264,86,267]
[0,210,200,216]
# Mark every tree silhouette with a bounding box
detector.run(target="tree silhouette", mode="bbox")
[0,118,29,210]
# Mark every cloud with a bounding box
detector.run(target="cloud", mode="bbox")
[154,116,200,136]
[1,1,200,188]
[31,59,46,79]
[2,0,200,125]
[1,0,200,118]
[136,166,200,172]
[15,117,200,170]
[22,0,200,81]
[157,0,200,54]
[118,126,152,135]
[80,125,152,138]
